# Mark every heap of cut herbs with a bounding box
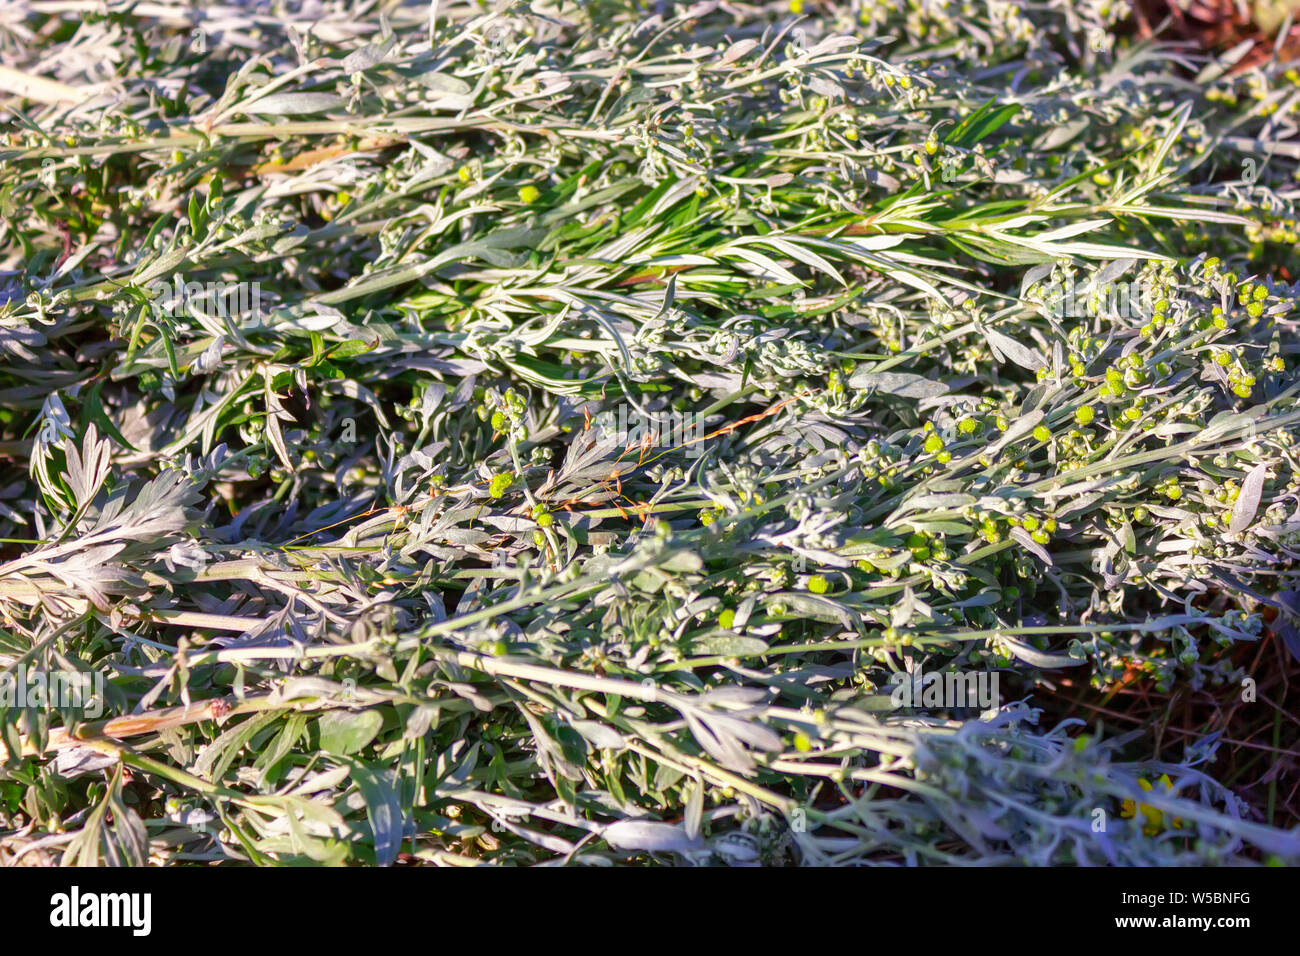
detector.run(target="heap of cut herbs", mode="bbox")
[0,0,1298,866]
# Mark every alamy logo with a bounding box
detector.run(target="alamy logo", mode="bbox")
[1042,275,1151,320]
[889,668,999,713]
[593,405,706,459]
[49,887,151,936]
[147,274,261,320]
[0,669,104,718]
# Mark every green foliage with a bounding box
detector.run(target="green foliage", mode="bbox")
[0,0,1297,866]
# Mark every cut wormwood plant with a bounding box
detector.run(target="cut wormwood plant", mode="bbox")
[0,0,1297,866]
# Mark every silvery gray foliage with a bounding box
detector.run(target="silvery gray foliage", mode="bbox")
[0,0,1297,868]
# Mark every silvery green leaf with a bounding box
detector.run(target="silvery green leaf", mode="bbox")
[657,549,703,572]
[603,819,706,854]
[996,410,1045,449]
[897,493,976,514]
[341,37,394,73]
[1228,462,1268,534]
[692,633,769,656]
[1010,527,1053,566]
[999,636,1083,668]
[63,423,111,510]
[1038,116,1090,149]
[318,710,384,755]
[53,746,120,780]
[984,327,1046,370]
[892,586,916,628]
[775,593,854,627]
[1152,422,1201,438]
[808,76,844,99]
[674,690,782,772]
[718,38,759,64]
[569,720,625,750]
[848,369,948,399]
[684,780,704,840]
[418,71,474,108]
[732,595,757,628]
[1095,258,1137,284]
[1200,410,1258,444]
[347,760,404,866]
[1020,262,1054,297]
[697,686,769,706]
[246,92,346,115]
[1020,382,1050,413]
